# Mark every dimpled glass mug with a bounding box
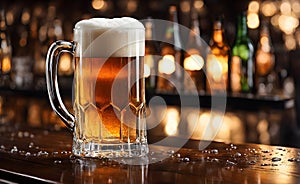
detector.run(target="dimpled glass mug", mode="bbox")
[46,17,148,158]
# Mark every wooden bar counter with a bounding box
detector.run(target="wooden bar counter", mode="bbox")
[0,124,299,184]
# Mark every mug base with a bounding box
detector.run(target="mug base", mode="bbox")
[72,139,149,158]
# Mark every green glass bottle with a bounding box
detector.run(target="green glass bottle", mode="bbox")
[230,13,255,94]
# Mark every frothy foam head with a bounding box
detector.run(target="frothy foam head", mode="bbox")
[74,17,145,57]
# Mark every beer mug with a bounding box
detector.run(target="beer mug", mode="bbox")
[46,17,148,158]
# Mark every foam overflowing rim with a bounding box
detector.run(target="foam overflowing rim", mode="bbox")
[74,17,145,31]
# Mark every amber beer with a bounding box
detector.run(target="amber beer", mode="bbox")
[46,17,148,158]
[74,56,145,143]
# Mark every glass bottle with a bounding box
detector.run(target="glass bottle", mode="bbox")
[230,13,255,94]
[12,8,34,89]
[206,17,230,93]
[0,9,12,87]
[255,22,275,95]
[144,17,160,92]
[183,10,205,94]
[157,5,183,94]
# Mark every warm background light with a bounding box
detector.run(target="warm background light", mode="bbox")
[2,56,11,73]
[247,12,260,29]
[193,0,204,13]
[58,53,72,75]
[284,34,297,50]
[183,54,204,71]
[92,0,107,11]
[278,14,299,34]
[206,54,223,82]
[248,1,260,13]
[261,1,277,17]
[180,0,191,13]
[280,0,292,15]
[164,108,180,136]
[144,55,153,78]
[292,1,300,14]
[158,55,176,75]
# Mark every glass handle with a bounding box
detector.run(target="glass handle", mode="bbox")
[46,40,76,131]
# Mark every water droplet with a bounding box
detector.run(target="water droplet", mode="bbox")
[288,158,300,162]
[28,142,34,148]
[225,166,231,170]
[0,145,5,150]
[37,151,49,156]
[202,149,210,153]
[288,158,295,162]
[167,150,175,154]
[272,157,281,162]
[211,149,219,154]
[262,150,270,153]
[61,151,69,155]
[25,152,31,156]
[176,153,181,158]
[211,158,219,163]
[19,150,26,155]
[10,146,18,153]
[234,152,242,157]
[151,157,157,161]
[230,144,237,150]
[181,157,190,162]
[54,160,62,164]
[247,160,256,165]
[226,160,237,166]
[261,163,271,166]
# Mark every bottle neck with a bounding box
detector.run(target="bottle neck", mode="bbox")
[0,10,7,31]
[145,21,153,40]
[236,15,248,39]
[188,18,201,46]
[258,24,272,52]
[212,20,225,45]
[165,6,182,49]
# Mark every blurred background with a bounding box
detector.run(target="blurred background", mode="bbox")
[0,0,299,148]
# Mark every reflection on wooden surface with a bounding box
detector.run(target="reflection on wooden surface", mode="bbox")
[0,125,300,183]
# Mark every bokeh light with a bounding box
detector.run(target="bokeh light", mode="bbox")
[247,12,260,29]
[261,1,277,17]
[248,1,260,13]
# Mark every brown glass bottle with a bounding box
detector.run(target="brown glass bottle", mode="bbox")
[207,17,230,93]
[183,10,206,94]
[255,22,275,95]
